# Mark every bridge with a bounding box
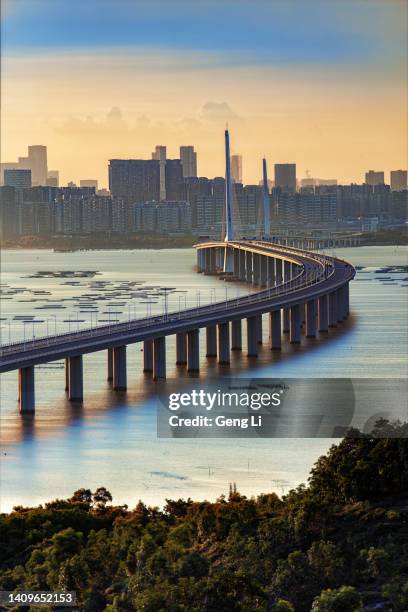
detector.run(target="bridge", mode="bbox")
[0,240,355,413]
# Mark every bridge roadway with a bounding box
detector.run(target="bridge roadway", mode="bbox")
[0,241,355,413]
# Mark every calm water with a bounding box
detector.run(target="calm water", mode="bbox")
[0,246,407,512]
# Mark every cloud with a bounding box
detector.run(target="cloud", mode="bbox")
[199,101,241,122]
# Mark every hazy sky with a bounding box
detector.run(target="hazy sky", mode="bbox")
[1,0,407,186]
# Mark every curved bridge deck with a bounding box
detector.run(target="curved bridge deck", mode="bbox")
[0,241,355,412]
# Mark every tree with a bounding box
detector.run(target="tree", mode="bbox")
[311,586,363,611]
[92,487,112,508]
[70,489,93,505]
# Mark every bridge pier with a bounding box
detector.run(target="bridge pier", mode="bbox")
[338,287,347,322]
[231,319,242,351]
[318,295,328,332]
[290,304,301,344]
[305,300,316,338]
[239,250,246,280]
[153,336,166,380]
[247,316,258,357]
[260,256,268,286]
[252,254,260,286]
[206,325,217,357]
[257,314,263,344]
[143,339,153,372]
[18,366,35,414]
[107,348,113,382]
[176,332,187,365]
[283,308,290,334]
[344,283,350,319]
[267,257,275,286]
[328,292,338,327]
[113,346,127,390]
[64,357,69,391]
[270,310,281,350]
[187,329,200,372]
[218,322,230,364]
[275,259,283,284]
[246,252,253,283]
[68,355,84,400]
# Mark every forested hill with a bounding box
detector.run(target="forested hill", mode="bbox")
[1,420,407,611]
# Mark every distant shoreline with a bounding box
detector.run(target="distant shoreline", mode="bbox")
[1,228,406,251]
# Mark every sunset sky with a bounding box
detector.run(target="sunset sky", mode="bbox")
[1,0,407,187]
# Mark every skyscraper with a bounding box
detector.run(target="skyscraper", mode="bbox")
[365,170,384,186]
[108,159,160,204]
[180,146,197,178]
[152,145,167,200]
[4,169,32,189]
[390,170,407,191]
[27,145,48,186]
[231,155,242,183]
[165,159,184,201]
[274,163,296,193]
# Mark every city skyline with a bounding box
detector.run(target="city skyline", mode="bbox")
[1,0,407,186]
[2,140,407,191]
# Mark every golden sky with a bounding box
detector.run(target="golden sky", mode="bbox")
[1,0,407,186]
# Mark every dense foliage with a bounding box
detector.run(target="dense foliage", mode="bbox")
[1,420,407,611]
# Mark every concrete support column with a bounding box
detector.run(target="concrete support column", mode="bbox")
[270,310,281,350]
[284,261,291,283]
[275,259,283,284]
[318,295,328,332]
[252,254,260,285]
[239,251,246,280]
[231,319,242,351]
[260,256,267,286]
[68,355,84,400]
[257,314,263,344]
[176,332,187,365]
[206,325,217,357]
[345,283,350,317]
[18,366,35,414]
[218,322,230,364]
[113,346,127,390]
[233,249,240,278]
[305,300,316,338]
[107,348,113,382]
[245,251,252,283]
[153,336,166,380]
[268,257,275,286]
[289,304,301,344]
[187,329,200,372]
[282,308,290,334]
[336,288,344,322]
[247,316,258,357]
[143,339,153,372]
[328,292,338,328]
[64,357,69,391]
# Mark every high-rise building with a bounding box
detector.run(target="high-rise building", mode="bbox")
[47,170,59,187]
[0,163,20,185]
[27,145,48,186]
[390,170,407,191]
[274,163,296,193]
[108,159,160,204]
[4,169,32,189]
[80,179,98,190]
[180,146,197,178]
[152,145,167,200]
[365,170,384,186]
[231,155,242,183]
[165,159,184,201]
